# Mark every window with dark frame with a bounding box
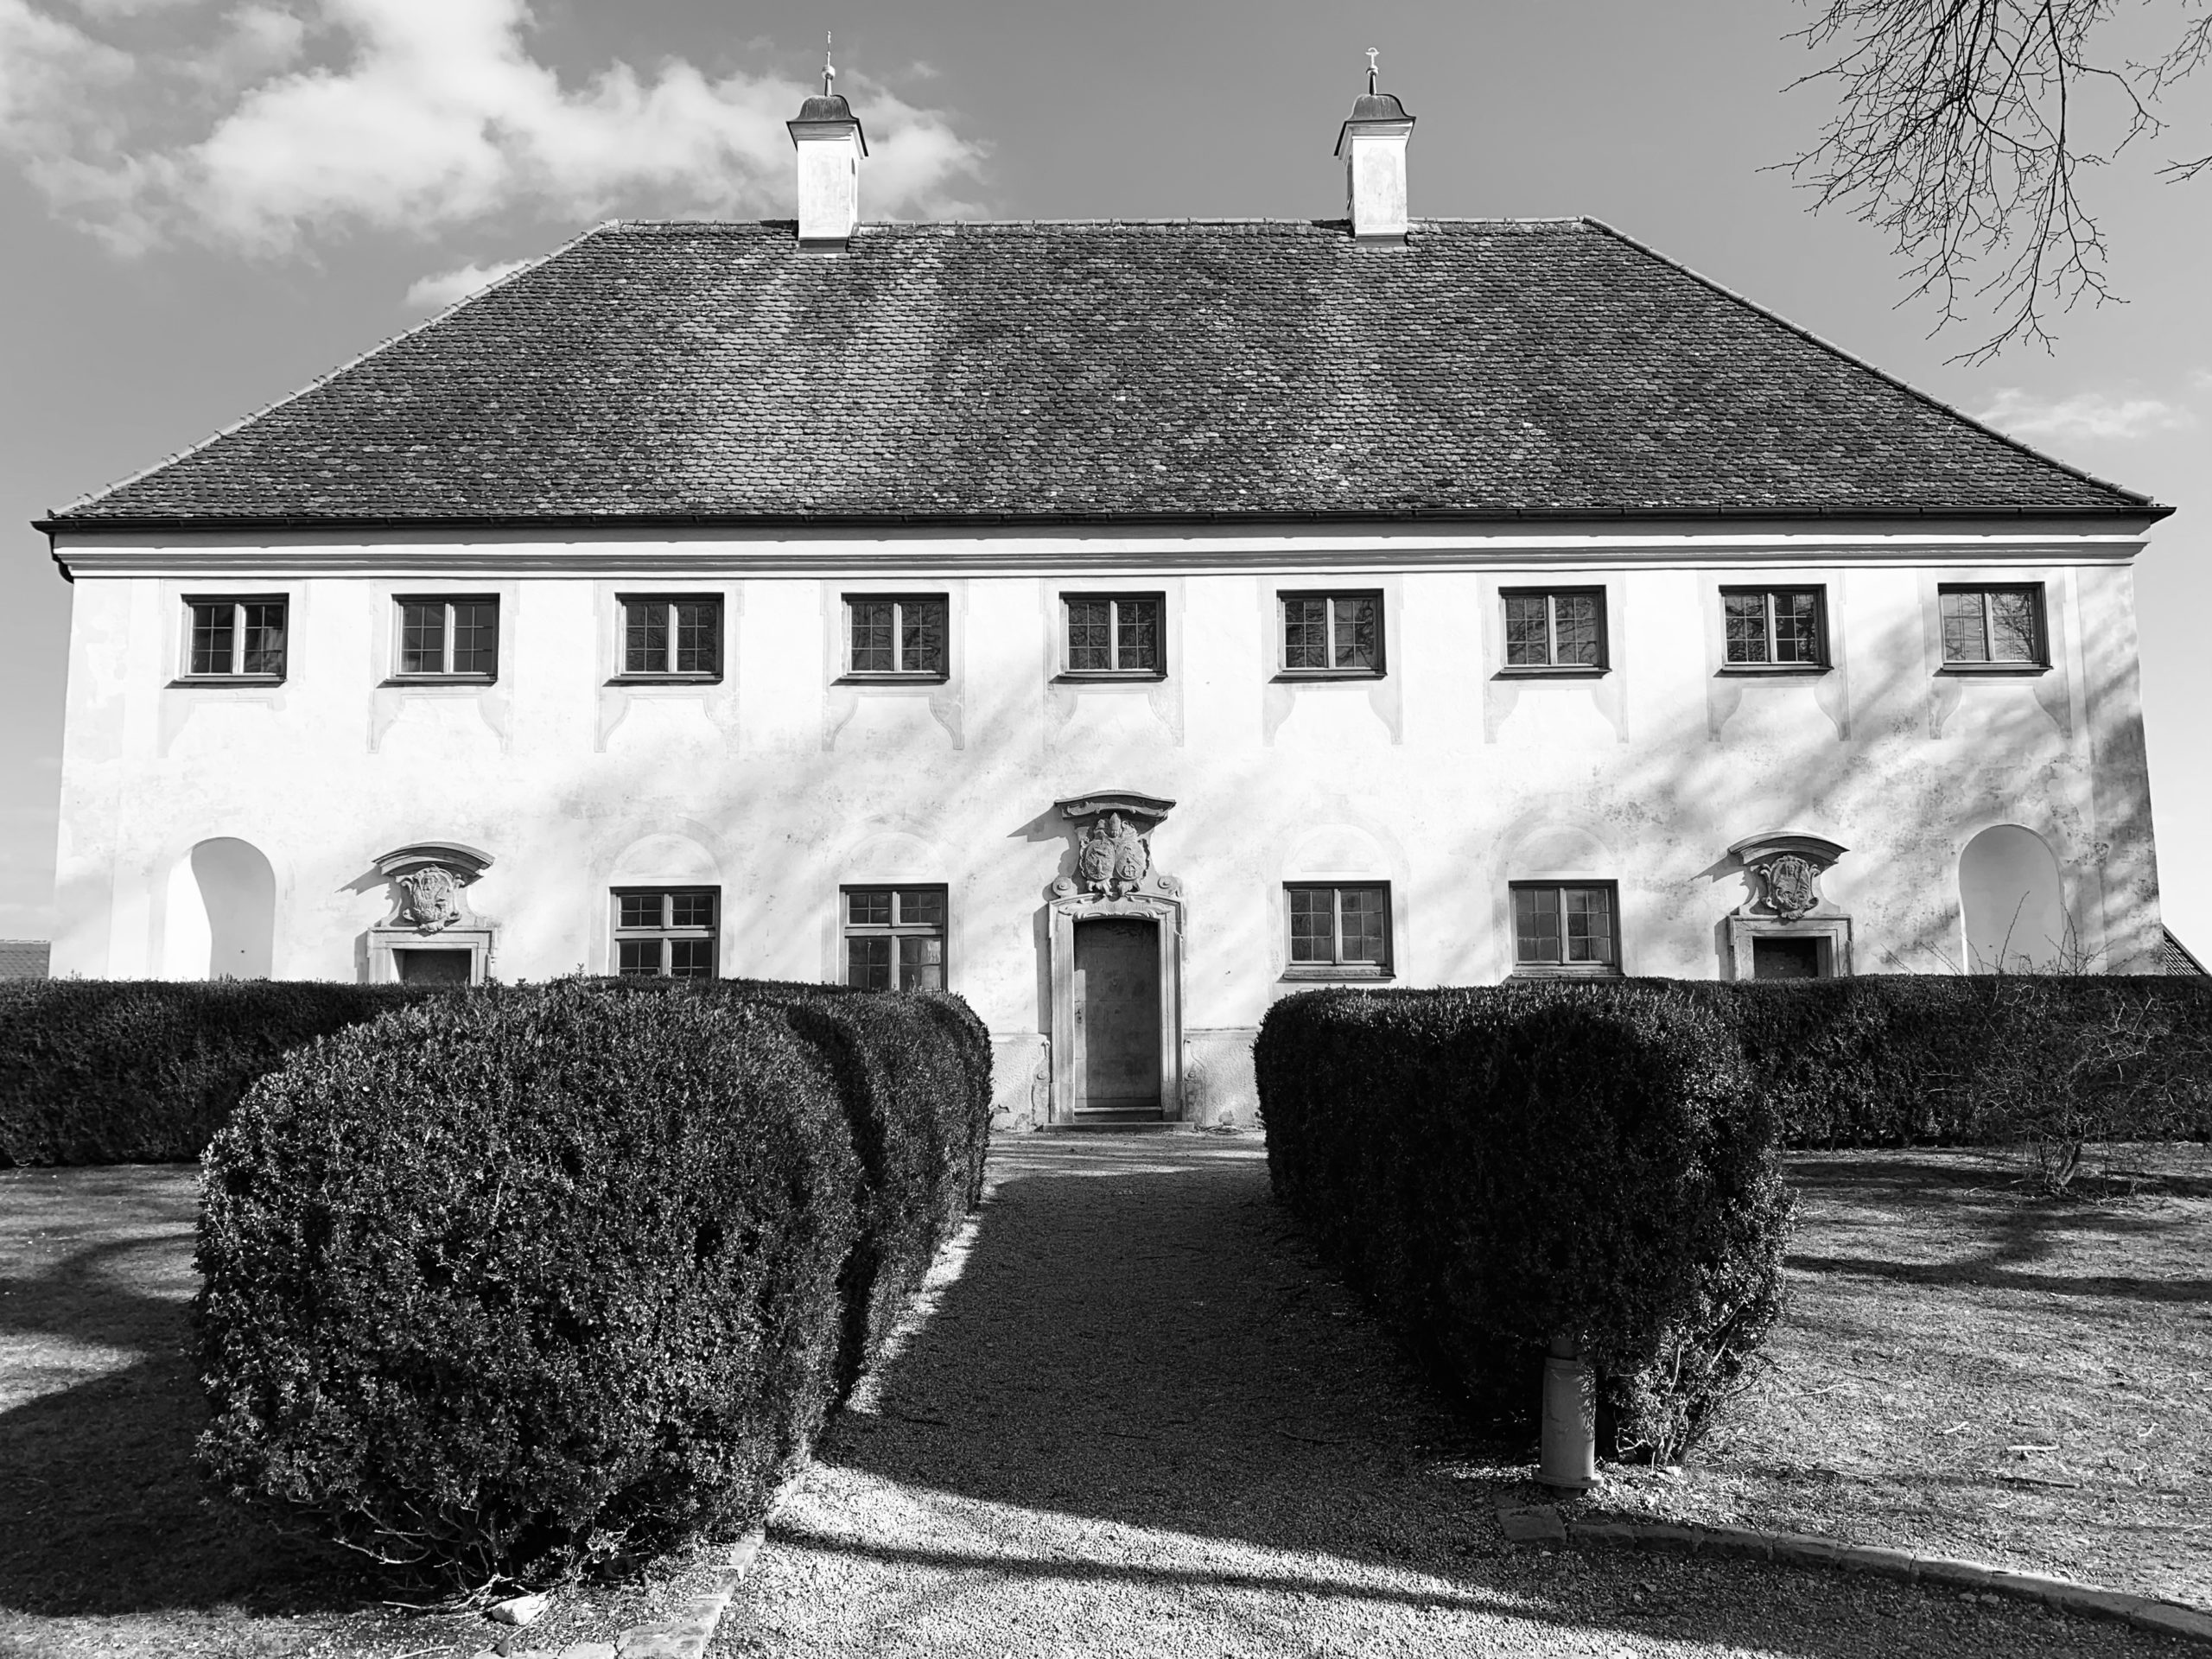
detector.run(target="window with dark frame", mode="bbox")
[1280,592,1382,674]
[613,888,718,978]
[1722,588,1826,668]
[845,595,948,677]
[396,597,499,678]
[1939,585,2046,668]
[842,886,947,990]
[620,595,722,678]
[1510,882,1620,972]
[1063,594,1161,675]
[185,598,288,679]
[1502,588,1606,671]
[1285,883,1391,974]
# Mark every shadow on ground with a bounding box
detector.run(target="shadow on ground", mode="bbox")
[778,1135,2155,1656]
[0,1168,380,1620]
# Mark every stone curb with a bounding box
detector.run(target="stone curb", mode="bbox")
[1493,1498,2212,1645]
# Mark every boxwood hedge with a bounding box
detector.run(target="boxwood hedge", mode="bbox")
[1258,982,1791,1462]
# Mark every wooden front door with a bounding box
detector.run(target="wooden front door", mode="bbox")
[1073,918,1161,1118]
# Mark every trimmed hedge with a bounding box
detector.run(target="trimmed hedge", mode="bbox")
[1685,976,2212,1147]
[1258,982,1791,1462]
[192,976,995,1586]
[0,979,437,1166]
[194,984,861,1588]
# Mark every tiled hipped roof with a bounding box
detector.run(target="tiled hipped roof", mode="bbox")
[52,219,2156,526]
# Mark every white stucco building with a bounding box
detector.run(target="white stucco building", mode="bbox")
[39,83,2171,1127]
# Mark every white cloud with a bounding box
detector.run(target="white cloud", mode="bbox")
[404,256,527,310]
[0,0,988,255]
[1975,387,2199,445]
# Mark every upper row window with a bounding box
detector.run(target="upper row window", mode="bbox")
[172,583,2052,684]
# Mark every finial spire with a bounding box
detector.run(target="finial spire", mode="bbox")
[824,31,836,96]
[1365,47,1379,94]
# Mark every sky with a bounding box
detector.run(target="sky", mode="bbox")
[1,0,2207,954]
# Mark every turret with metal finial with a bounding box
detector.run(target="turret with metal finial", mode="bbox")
[789,27,868,251]
[1336,46,1415,243]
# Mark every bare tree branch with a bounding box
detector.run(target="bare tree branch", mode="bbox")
[1785,0,2207,361]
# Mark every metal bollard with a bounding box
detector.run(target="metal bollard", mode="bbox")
[1537,1335,1597,1491]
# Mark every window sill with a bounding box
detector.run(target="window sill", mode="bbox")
[1937,663,2049,677]
[1715,664,1830,677]
[1507,964,1624,979]
[383,676,497,688]
[168,675,284,688]
[836,672,950,685]
[1055,671,1166,683]
[607,674,723,686]
[1273,669,1385,683]
[1280,966,1395,982]
[1494,667,1609,681]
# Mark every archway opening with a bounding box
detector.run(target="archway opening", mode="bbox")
[1959,825,2070,973]
[188,837,276,979]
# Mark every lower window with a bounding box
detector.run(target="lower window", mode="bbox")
[1511,881,1619,973]
[1286,883,1391,974]
[843,886,947,990]
[613,888,718,978]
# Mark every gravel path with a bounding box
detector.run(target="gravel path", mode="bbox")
[712,1135,2183,1658]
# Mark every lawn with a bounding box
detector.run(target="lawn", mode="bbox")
[1577,1144,2212,1609]
[0,1165,736,1659]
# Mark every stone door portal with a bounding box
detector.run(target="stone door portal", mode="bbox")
[1073,917,1163,1120]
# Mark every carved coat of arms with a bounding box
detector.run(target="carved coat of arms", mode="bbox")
[397,865,463,931]
[1077,813,1150,896]
[1764,854,1820,921]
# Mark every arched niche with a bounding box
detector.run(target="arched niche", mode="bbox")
[1960,824,2072,973]
[166,837,275,979]
[607,832,723,888]
[842,829,951,885]
[1281,823,1391,880]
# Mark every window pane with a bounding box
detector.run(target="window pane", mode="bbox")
[1334,597,1378,671]
[451,601,498,675]
[1283,598,1328,670]
[1503,594,1551,667]
[1067,599,1112,671]
[1553,594,1601,667]
[668,938,716,979]
[849,599,894,672]
[1564,887,1614,964]
[240,603,287,677]
[899,935,944,991]
[1940,591,1986,663]
[903,598,947,675]
[847,937,892,990]
[625,601,666,674]
[1723,593,1768,664]
[1116,599,1160,671]
[400,601,445,674]
[1513,887,1561,964]
[670,892,715,930]
[617,939,661,976]
[619,893,663,929]
[1988,590,2040,662]
[190,602,234,675]
[673,600,719,675]
[1338,887,1388,964]
[897,888,944,926]
[1774,591,1821,664]
[847,889,892,927]
[1288,887,1332,963]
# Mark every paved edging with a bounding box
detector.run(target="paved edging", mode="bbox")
[1497,1499,2212,1645]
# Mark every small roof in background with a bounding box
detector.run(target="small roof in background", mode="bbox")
[0,941,51,980]
[2161,927,2208,976]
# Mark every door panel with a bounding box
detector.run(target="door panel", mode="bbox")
[1074,918,1160,1113]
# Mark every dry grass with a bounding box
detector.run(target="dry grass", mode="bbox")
[0,1165,739,1659]
[1578,1144,2212,1607]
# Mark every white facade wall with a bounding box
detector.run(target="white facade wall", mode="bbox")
[48,520,2164,1125]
